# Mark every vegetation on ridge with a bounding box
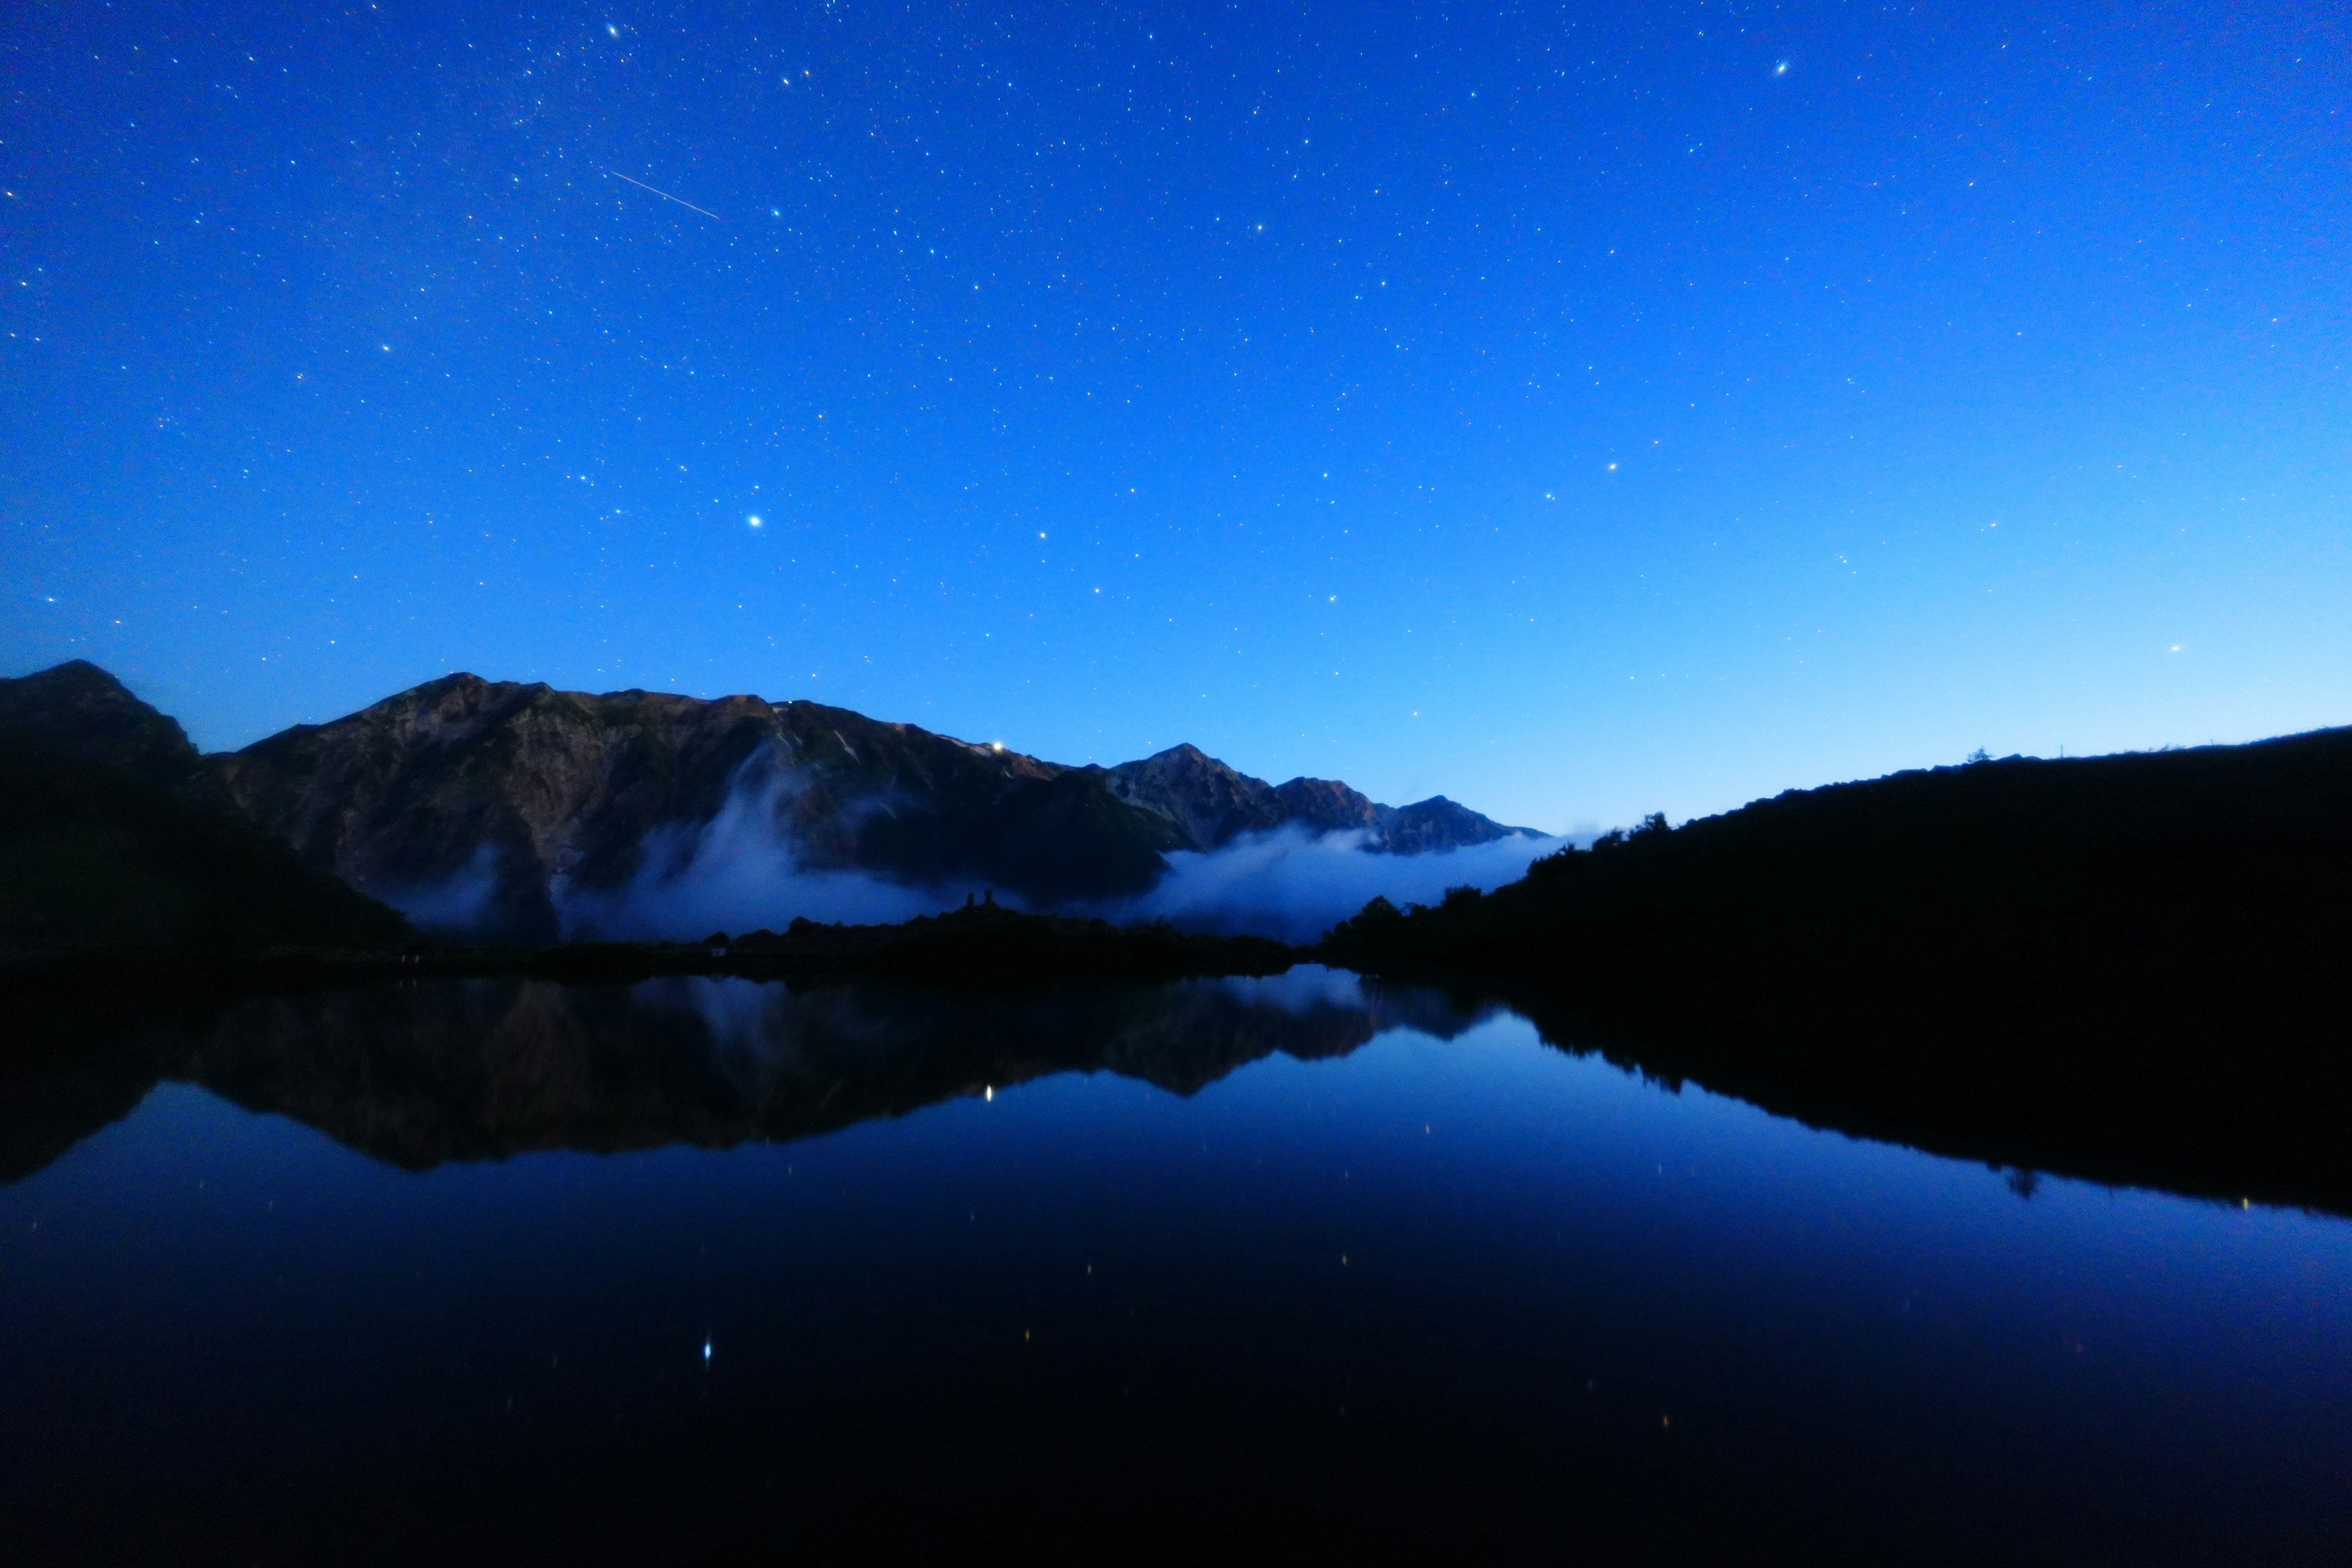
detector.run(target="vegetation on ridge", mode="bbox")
[1322,728,2352,1210]
[1324,727,2351,978]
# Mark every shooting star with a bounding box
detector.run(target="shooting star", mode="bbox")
[608,170,720,221]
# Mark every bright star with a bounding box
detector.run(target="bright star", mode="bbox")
[747,515,762,528]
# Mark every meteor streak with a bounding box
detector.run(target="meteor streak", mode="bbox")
[608,170,720,221]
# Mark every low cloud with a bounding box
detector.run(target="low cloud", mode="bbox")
[554,761,954,940]
[432,753,1571,946]
[1093,824,1565,944]
[1213,965,1369,1014]
[369,843,503,935]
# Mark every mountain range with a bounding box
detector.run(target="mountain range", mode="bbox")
[0,661,1539,946]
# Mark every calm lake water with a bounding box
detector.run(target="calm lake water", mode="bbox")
[2,968,2347,1562]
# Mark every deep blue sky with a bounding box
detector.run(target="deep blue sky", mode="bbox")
[4,1,2345,831]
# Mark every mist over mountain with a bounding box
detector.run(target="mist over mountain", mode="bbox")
[0,662,1545,946]
[213,673,1544,941]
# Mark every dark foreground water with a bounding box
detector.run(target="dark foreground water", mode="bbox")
[2,970,2347,1562]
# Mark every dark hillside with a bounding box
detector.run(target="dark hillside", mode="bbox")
[1324,729,2352,1210]
[0,742,412,957]
[0,660,206,792]
[1327,728,2352,974]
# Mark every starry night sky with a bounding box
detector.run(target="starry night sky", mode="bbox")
[4,1,2345,830]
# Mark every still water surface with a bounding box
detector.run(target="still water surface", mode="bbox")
[2,968,2346,1561]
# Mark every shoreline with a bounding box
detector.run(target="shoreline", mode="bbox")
[0,904,1297,1000]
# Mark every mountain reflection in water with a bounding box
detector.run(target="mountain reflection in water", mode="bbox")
[3,971,2350,1562]
[1,970,1487,1178]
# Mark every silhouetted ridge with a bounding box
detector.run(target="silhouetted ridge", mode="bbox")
[1327,729,2352,972]
[0,739,412,956]
[1324,728,2352,1211]
[0,660,204,792]
[0,662,411,955]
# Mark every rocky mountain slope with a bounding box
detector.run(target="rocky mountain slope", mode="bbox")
[213,673,1194,940]
[1103,742,1537,854]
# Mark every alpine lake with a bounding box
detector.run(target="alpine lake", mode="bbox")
[3,968,2346,1562]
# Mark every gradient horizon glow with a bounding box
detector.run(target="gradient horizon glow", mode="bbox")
[4,1,2345,832]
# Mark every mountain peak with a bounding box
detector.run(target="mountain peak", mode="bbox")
[1106,744,1293,848]
[1104,747,1530,854]
[0,660,203,791]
